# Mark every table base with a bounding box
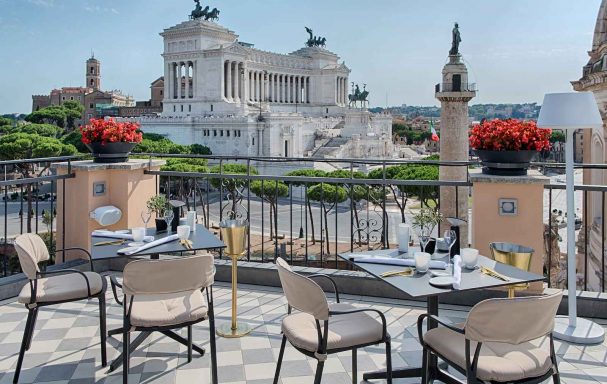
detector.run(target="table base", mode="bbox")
[216,322,252,338]
[108,328,205,372]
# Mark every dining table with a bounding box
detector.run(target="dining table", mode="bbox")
[90,224,225,372]
[338,248,545,384]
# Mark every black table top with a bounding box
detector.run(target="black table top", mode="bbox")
[339,248,545,299]
[91,224,225,260]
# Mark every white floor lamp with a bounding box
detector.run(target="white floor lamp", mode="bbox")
[537,92,605,344]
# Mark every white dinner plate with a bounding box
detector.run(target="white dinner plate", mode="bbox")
[429,276,455,288]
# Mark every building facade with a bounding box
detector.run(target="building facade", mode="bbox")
[131,7,391,162]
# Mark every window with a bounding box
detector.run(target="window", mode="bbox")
[220,130,224,137]
[91,66,94,73]
[70,96,74,100]
[90,79,94,86]
[173,105,176,112]
[89,103,94,108]
[180,105,184,112]
[210,104,214,112]
[252,137,255,146]
[227,130,230,137]
[160,90,163,96]
[213,130,217,137]
[188,105,191,112]
[284,140,289,157]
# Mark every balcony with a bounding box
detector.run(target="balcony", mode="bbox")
[0,155,605,383]
[435,82,477,93]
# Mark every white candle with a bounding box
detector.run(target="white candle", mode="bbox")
[397,223,410,253]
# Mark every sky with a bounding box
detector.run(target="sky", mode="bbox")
[0,0,602,114]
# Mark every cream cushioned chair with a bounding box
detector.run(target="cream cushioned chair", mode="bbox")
[273,257,392,384]
[120,255,217,384]
[417,292,562,384]
[12,233,107,384]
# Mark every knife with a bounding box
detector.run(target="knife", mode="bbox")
[94,240,126,246]
[480,266,510,281]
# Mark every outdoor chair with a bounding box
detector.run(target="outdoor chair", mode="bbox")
[119,255,218,384]
[12,233,107,384]
[417,292,562,384]
[273,257,393,384]
[489,242,534,298]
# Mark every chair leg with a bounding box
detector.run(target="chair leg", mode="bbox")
[273,335,287,384]
[122,327,130,384]
[421,347,429,384]
[99,294,107,367]
[352,348,357,384]
[313,360,325,384]
[25,308,38,351]
[13,309,35,384]
[208,311,218,384]
[187,325,193,363]
[385,340,393,384]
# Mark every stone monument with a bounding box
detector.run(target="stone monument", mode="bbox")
[435,22,476,241]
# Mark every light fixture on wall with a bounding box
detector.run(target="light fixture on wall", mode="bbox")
[537,92,605,344]
[90,206,122,227]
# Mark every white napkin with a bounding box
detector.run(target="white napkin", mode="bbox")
[118,234,180,255]
[92,230,154,243]
[352,256,447,270]
[452,255,462,290]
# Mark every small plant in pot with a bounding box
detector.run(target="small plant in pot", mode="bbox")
[80,118,143,163]
[411,207,442,253]
[469,119,552,176]
[146,195,168,232]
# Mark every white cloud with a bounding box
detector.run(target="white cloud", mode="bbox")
[84,3,119,14]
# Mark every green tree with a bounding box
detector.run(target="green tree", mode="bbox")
[0,117,13,127]
[285,169,327,244]
[62,101,85,130]
[250,180,289,240]
[307,183,347,254]
[26,106,67,128]
[60,130,88,153]
[189,144,212,155]
[161,158,209,223]
[13,123,63,138]
[0,133,77,232]
[132,138,190,154]
[209,163,258,217]
[550,131,566,143]
[326,169,367,245]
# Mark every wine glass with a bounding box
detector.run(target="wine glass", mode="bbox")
[141,209,151,230]
[419,228,431,254]
[163,207,174,234]
[444,229,457,273]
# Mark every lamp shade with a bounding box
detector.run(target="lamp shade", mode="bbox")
[537,92,603,130]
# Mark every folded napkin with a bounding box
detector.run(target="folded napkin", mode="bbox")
[92,230,154,243]
[118,234,180,255]
[452,255,462,290]
[352,256,447,270]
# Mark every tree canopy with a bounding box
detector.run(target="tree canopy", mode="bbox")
[161,158,208,173]
[26,102,84,130]
[0,133,77,161]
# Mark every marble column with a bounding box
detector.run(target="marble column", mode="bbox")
[279,75,283,103]
[184,62,190,100]
[176,63,182,99]
[192,61,196,98]
[306,76,310,103]
[235,63,241,102]
[226,61,233,101]
[257,128,262,156]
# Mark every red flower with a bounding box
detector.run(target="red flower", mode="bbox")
[80,118,143,145]
[469,119,551,152]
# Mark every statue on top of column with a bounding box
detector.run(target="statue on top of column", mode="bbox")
[305,27,327,48]
[449,22,461,55]
[190,1,220,21]
[348,83,370,109]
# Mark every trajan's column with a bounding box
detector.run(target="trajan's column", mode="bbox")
[435,23,476,240]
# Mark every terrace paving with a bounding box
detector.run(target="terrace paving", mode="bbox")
[0,278,605,383]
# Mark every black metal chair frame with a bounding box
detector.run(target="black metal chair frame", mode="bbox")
[273,274,393,384]
[13,248,107,384]
[119,284,218,384]
[417,314,560,384]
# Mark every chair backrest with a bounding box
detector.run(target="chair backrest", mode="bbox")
[14,233,50,280]
[275,257,330,321]
[122,254,215,296]
[465,292,562,344]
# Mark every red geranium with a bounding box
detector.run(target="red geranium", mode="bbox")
[80,118,143,145]
[469,119,551,151]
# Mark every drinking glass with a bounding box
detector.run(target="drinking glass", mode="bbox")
[444,229,457,273]
[131,227,146,246]
[177,225,191,241]
[163,208,174,234]
[141,209,151,229]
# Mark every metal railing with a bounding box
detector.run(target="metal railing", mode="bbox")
[435,82,476,93]
[0,156,79,277]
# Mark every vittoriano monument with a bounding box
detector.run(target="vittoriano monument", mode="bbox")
[348,83,369,109]
[305,27,327,48]
[190,0,220,21]
[449,22,461,55]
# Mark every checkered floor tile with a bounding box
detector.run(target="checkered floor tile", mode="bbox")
[0,276,606,383]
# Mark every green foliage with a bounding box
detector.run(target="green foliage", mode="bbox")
[0,133,76,161]
[26,106,67,128]
[250,180,289,202]
[62,101,85,129]
[307,183,347,204]
[161,158,208,173]
[60,130,88,153]
[13,123,62,138]
[411,207,443,235]
[189,144,212,155]
[0,117,13,127]
[132,138,190,154]
[142,132,167,142]
[209,163,257,190]
[146,195,168,215]
[368,161,439,207]
[284,169,327,186]
[550,131,566,143]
